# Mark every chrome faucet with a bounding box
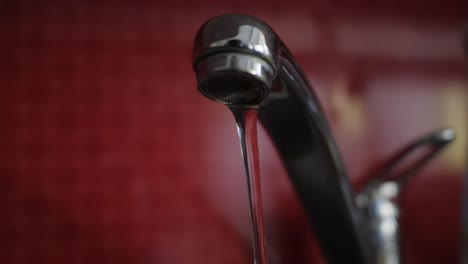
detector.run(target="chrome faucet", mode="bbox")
[191,14,455,264]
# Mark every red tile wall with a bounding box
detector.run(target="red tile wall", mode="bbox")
[0,2,466,264]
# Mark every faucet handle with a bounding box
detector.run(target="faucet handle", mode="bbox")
[360,127,456,197]
[355,128,455,264]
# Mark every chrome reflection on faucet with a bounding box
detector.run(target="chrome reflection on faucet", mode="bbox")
[209,25,271,56]
[192,14,456,264]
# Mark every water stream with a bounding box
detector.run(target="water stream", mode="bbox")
[231,107,268,264]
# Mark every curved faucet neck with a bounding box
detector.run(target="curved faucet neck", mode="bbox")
[258,54,374,263]
[193,13,374,263]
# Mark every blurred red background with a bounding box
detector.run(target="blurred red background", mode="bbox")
[0,1,466,263]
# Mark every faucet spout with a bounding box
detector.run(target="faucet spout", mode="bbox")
[192,13,373,263]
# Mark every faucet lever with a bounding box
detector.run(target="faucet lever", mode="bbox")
[357,128,456,264]
[362,127,456,194]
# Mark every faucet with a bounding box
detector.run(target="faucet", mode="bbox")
[191,14,455,263]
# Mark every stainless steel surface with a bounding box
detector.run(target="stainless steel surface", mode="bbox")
[366,182,400,264]
[193,15,278,68]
